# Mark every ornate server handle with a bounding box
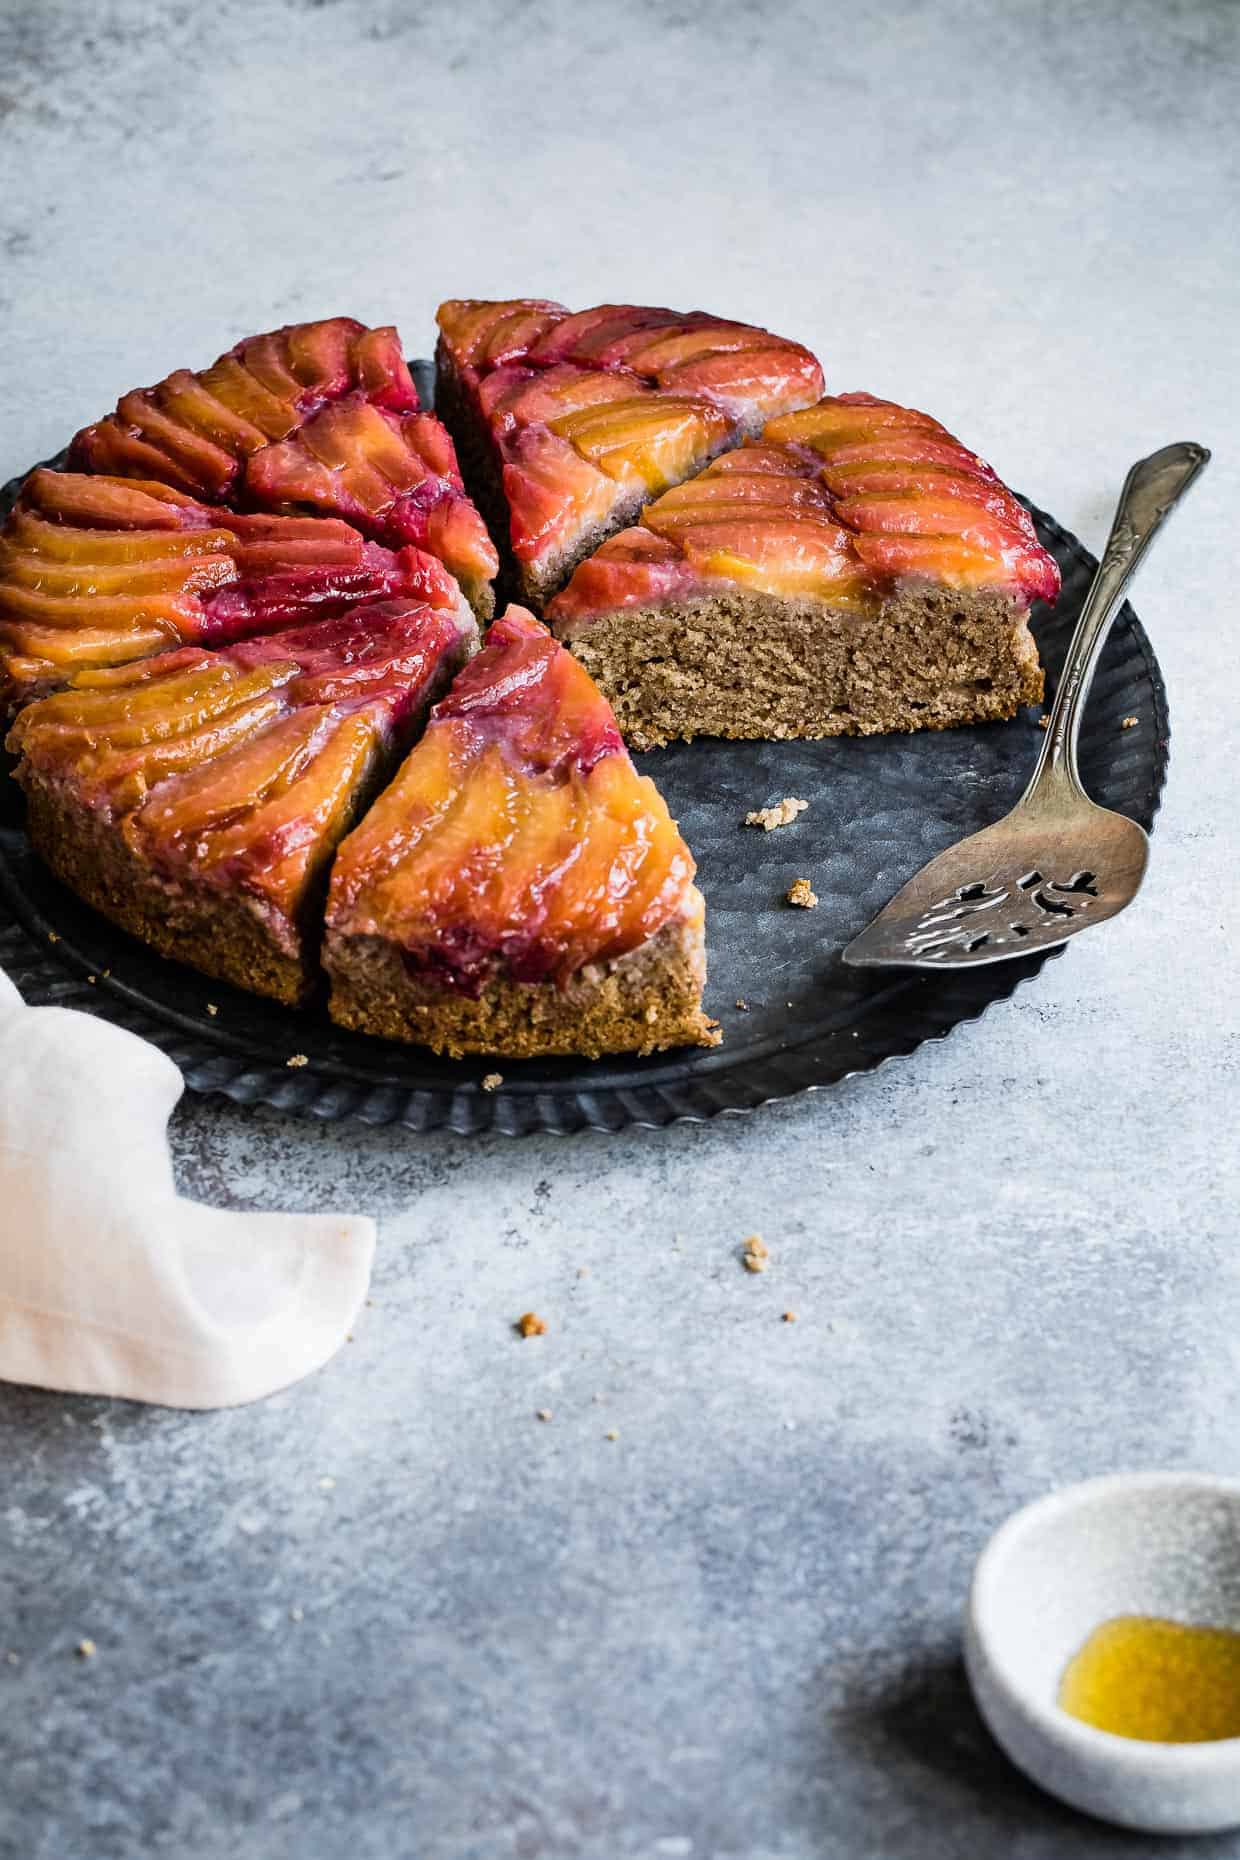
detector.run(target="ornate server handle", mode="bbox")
[1028,441,1209,799]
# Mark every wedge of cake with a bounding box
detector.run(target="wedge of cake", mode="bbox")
[546,392,1060,748]
[69,318,498,616]
[434,298,824,607]
[324,608,715,1058]
[8,600,477,1003]
[0,468,471,708]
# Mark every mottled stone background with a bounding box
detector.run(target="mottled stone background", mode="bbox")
[1,2,1238,1855]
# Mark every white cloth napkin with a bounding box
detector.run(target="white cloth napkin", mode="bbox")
[0,968,375,1409]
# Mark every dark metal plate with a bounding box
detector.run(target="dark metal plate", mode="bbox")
[0,417,1168,1136]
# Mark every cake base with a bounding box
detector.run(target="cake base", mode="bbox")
[554,586,1044,750]
[325,908,717,1058]
[21,781,321,1006]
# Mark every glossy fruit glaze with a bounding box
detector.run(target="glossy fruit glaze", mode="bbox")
[328,608,697,993]
[0,468,471,703]
[9,599,475,931]
[548,392,1061,623]
[68,318,497,599]
[436,299,824,575]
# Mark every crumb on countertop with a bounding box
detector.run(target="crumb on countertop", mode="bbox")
[742,1233,770,1274]
[480,1072,503,1091]
[782,1310,798,1323]
[735,998,749,1012]
[206,1003,219,1017]
[604,1428,620,1441]
[47,931,59,943]
[745,796,809,832]
[76,1639,96,1660]
[516,1311,547,1338]
[286,1054,309,1068]
[1038,714,1050,730]
[1121,715,1139,729]
[786,877,818,909]
[535,1408,553,1423]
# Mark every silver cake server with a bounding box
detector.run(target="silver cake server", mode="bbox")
[843,440,1209,971]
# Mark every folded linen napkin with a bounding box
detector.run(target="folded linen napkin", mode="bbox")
[0,968,375,1408]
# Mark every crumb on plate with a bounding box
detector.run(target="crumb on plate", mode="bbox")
[786,878,818,909]
[481,1072,503,1091]
[745,797,809,831]
[516,1311,547,1338]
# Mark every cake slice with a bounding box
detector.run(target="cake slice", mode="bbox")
[0,468,471,708]
[434,298,824,608]
[69,318,498,616]
[324,608,715,1058]
[8,599,477,1004]
[546,393,1061,748]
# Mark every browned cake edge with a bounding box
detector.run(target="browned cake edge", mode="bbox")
[324,902,717,1059]
[552,586,1045,750]
[19,777,318,1006]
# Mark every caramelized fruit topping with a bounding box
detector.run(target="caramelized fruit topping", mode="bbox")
[436,299,825,574]
[9,599,475,923]
[328,609,696,992]
[66,320,494,603]
[549,392,1061,619]
[0,470,471,702]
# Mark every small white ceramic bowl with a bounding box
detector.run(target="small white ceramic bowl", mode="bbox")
[964,1472,1240,1834]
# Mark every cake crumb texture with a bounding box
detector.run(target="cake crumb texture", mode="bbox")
[561,588,1044,751]
[742,1234,770,1273]
[745,797,808,831]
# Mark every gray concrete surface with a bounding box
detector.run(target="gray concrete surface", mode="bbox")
[1,1,1238,1855]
